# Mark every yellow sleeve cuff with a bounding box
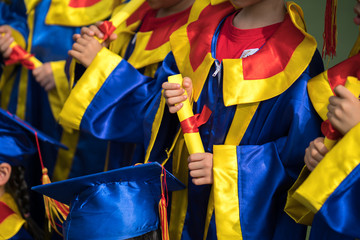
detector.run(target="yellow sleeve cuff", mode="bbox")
[284,166,314,225]
[59,47,123,130]
[293,123,360,214]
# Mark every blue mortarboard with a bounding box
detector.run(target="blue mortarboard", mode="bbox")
[32,162,185,240]
[0,108,67,165]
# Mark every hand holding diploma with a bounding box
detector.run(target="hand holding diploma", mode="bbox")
[167,74,205,154]
[165,74,213,185]
[69,0,145,67]
[323,76,360,150]
[1,31,42,69]
[96,0,145,42]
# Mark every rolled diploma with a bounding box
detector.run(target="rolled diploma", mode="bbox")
[3,36,42,69]
[168,74,205,154]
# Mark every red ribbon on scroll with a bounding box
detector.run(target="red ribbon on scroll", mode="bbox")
[4,45,36,70]
[180,105,212,134]
[98,20,116,41]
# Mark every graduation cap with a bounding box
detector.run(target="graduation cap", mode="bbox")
[0,108,67,165]
[32,162,185,240]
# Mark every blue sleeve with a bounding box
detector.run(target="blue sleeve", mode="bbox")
[79,52,179,143]
[310,167,360,239]
[0,0,28,39]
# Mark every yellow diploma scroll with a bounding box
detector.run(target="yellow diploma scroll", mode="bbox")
[323,137,337,150]
[168,74,205,154]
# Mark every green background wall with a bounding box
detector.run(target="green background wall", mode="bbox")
[295,0,358,68]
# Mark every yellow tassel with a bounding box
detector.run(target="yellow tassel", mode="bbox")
[41,168,70,236]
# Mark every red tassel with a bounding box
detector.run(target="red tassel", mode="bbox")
[323,0,337,59]
[35,132,70,236]
[158,166,169,240]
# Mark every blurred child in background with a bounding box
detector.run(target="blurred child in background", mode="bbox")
[60,0,194,169]
[0,107,67,239]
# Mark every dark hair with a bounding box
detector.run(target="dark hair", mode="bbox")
[0,0,12,4]
[6,165,44,240]
[126,229,162,240]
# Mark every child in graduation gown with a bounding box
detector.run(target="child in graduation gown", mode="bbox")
[285,2,360,239]
[60,0,324,239]
[0,108,67,240]
[0,154,38,240]
[61,0,194,169]
[0,116,38,240]
[0,0,122,181]
[159,0,324,239]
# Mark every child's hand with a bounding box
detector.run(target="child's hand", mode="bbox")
[81,24,105,39]
[0,25,14,59]
[327,85,360,135]
[73,23,117,48]
[32,62,56,91]
[68,34,102,67]
[162,76,193,113]
[304,137,328,171]
[188,152,213,185]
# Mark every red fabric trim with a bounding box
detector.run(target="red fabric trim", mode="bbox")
[68,0,101,8]
[126,2,151,26]
[140,7,191,50]
[0,202,15,224]
[180,105,212,134]
[242,15,304,79]
[327,54,360,91]
[187,4,306,79]
[4,45,35,70]
[187,2,234,71]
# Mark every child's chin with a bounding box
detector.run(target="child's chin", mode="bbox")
[354,15,360,25]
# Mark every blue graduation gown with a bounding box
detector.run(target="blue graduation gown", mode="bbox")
[60,1,324,239]
[0,0,110,180]
[60,1,191,169]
